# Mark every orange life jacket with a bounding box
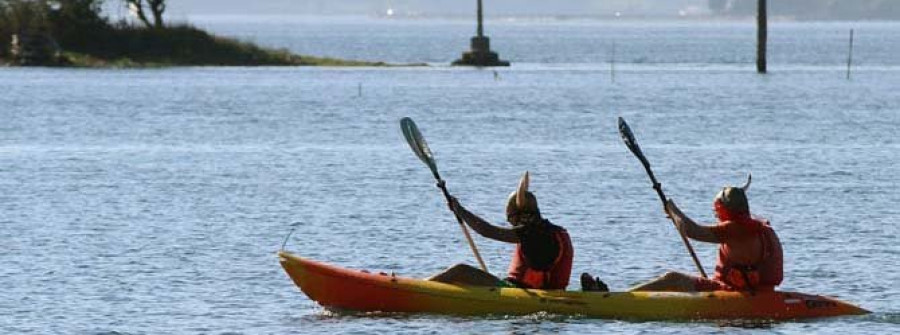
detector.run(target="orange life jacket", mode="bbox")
[714,217,783,292]
[506,225,573,290]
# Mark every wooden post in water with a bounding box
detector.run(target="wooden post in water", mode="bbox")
[846,29,854,80]
[756,0,767,73]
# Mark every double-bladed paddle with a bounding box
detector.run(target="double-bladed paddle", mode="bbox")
[618,117,708,278]
[400,117,489,273]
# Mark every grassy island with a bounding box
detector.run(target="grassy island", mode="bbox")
[54,24,391,67]
[0,0,399,67]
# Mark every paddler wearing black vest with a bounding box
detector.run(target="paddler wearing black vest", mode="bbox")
[428,172,576,290]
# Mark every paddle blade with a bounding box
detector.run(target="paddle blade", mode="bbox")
[400,117,438,172]
[618,117,645,158]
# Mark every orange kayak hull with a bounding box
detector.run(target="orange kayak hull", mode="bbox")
[278,251,869,320]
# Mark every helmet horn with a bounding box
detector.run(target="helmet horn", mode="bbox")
[741,173,752,192]
[516,171,530,209]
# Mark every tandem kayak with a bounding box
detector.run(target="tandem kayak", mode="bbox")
[278,251,868,320]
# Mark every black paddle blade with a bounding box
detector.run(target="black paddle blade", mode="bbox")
[400,117,438,173]
[618,117,644,157]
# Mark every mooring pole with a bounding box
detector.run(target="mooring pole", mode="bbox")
[846,29,854,80]
[756,0,767,74]
[476,0,484,38]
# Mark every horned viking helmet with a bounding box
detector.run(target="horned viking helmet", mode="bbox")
[506,171,540,217]
[714,174,752,214]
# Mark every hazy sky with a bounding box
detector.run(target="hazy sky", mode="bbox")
[164,0,711,17]
[149,0,897,20]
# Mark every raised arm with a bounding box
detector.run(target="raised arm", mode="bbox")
[665,200,721,243]
[449,197,520,243]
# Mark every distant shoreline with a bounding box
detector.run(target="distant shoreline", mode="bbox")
[2,24,422,68]
[2,21,419,68]
[0,1,423,68]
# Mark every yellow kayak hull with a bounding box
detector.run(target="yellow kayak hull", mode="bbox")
[278,251,868,320]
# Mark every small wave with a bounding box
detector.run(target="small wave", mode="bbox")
[314,307,415,320]
[505,311,583,322]
[315,308,584,322]
[864,312,900,324]
[714,319,775,329]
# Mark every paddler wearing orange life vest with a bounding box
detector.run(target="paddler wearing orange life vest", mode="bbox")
[630,175,784,292]
[427,172,575,290]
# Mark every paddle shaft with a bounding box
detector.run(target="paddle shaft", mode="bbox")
[633,151,708,279]
[400,117,489,274]
[433,172,489,273]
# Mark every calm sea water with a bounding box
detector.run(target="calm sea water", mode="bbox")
[1,16,898,334]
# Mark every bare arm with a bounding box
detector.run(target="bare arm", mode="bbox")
[450,198,520,243]
[666,200,721,243]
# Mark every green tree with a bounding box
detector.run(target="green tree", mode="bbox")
[125,0,165,28]
[45,0,111,51]
[1,0,52,57]
[0,1,51,32]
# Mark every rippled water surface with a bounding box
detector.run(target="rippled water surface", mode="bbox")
[1,17,898,334]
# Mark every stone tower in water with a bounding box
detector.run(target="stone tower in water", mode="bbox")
[452,0,509,67]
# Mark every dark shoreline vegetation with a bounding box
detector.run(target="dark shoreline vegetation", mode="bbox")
[57,24,394,67]
[0,0,401,67]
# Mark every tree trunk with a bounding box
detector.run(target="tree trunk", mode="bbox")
[149,0,165,28]
[127,0,152,28]
[126,0,164,28]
